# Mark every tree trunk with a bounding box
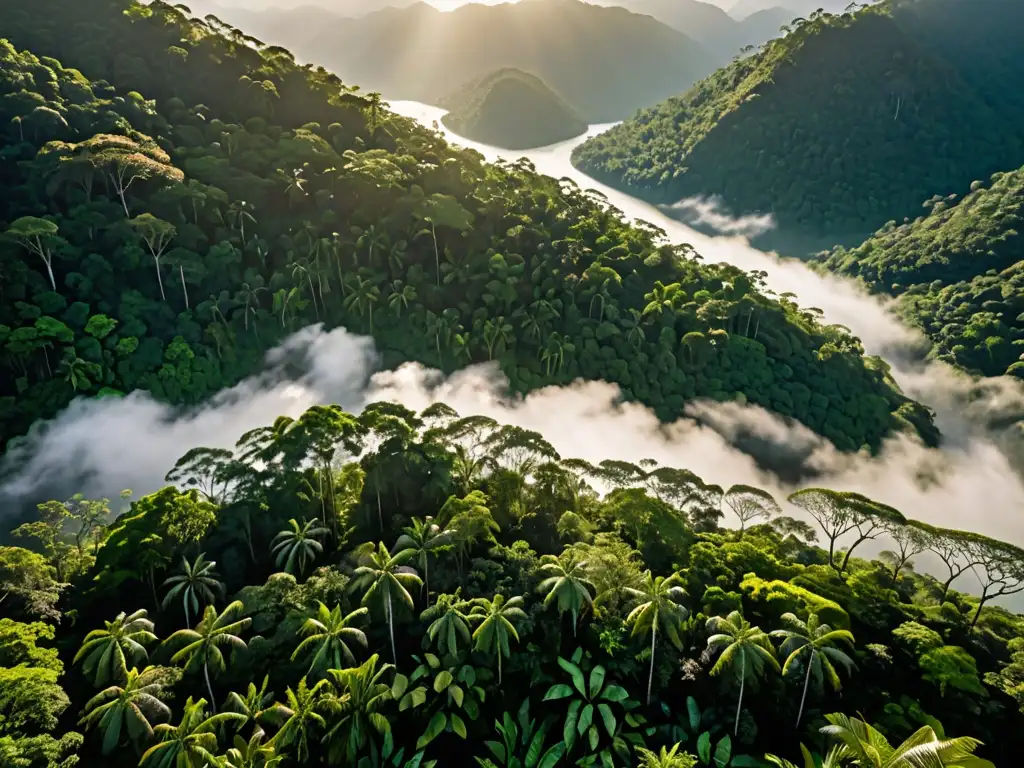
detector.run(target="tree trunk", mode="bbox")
[154,259,166,301]
[735,653,745,738]
[42,253,56,291]
[796,653,812,728]
[646,622,657,705]
[179,265,189,309]
[387,590,397,664]
[204,649,217,712]
[148,568,159,611]
[498,647,503,686]
[376,488,383,533]
[432,223,440,286]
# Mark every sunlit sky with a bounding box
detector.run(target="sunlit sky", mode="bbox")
[425,0,515,9]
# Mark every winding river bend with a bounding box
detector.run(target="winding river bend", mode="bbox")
[390,100,1024,556]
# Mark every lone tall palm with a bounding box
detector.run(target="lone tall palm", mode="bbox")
[291,601,368,678]
[164,600,251,710]
[469,593,526,685]
[350,541,422,664]
[622,571,689,705]
[706,610,780,737]
[537,552,596,637]
[161,553,224,629]
[770,612,856,729]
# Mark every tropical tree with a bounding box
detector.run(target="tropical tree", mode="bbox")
[323,653,396,763]
[161,553,224,629]
[350,542,422,664]
[770,613,856,729]
[393,517,450,606]
[291,601,369,678]
[265,678,330,763]
[164,600,251,708]
[706,611,780,737]
[469,594,526,685]
[421,591,474,658]
[536,552,596,637]
[820,713,995,767]
[73,608,157,687]
[224,676,274,736]
[622,571,689,705]
[723,485,781,533]
[140,696,243,768]
[270,518,328,577]
[4,216,62,291]
[223,730,285,768]
[78,665,172,755]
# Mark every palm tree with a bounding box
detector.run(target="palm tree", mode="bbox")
[706,610,780,738]
[350,542,422,664]
[820,713,995,768]
[162,553,224,629]
[78,666,172,754]
[265,678,330,763]
[770,613,856,729]
[291,601,369,678]
[164,600,251,710]
[223,730,284,768]
[469,594,526,685]
[393,517,450,606]
[536,552,596,637]
[420,591,473,657]
[323,654,396,764]
[74,608,157,687]
[140,696,244,768]
[271,518,328,577]
[622,571,689,705]
[224,676,274,736]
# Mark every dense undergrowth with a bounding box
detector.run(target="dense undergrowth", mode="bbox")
[1,402,1021,767]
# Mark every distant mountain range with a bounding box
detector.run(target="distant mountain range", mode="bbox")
[184,0,728,122]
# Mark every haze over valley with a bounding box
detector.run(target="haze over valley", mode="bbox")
[0,2,1022,767]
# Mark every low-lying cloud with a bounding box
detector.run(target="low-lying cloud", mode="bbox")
[660,196,776,239]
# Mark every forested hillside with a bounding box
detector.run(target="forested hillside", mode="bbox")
[179,0,715,122]
[571,0,1024,244]
[817,167,1024,378]
[0,0,936,454]
[439,69,587,150]
[1,401,1020,766]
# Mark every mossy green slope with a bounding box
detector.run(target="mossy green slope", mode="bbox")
[440,68,587,150]
[817,167,1024,378]
[571,0,1024,243]
[0,0,935,455]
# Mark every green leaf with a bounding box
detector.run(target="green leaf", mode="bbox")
[538,742,566,768]
[597,703,616,739]
[417,712,447,750]
[697,732,712,765]
[564,699,581,752]
[687,696,701,732]
[525,725,547,768]
[598,684,629,702]
[400,687,428,711]
[558,656,587,696]
[486,740,506,762]
[600,748,615,768]
[588,724,599,751]
[450,683,465,708]
[714,735,732,768]
[434,670,454,692]
[392,673,409,699]
[425,652,441,669]
[543,683,575,701]
[588,665,606,699]
[578,703,594,736]
[451,713,468,739]
[459,665,477,687]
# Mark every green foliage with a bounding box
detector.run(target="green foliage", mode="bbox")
[740,576,850,629]
[0,0,938,454]
[572,1,1024,241]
